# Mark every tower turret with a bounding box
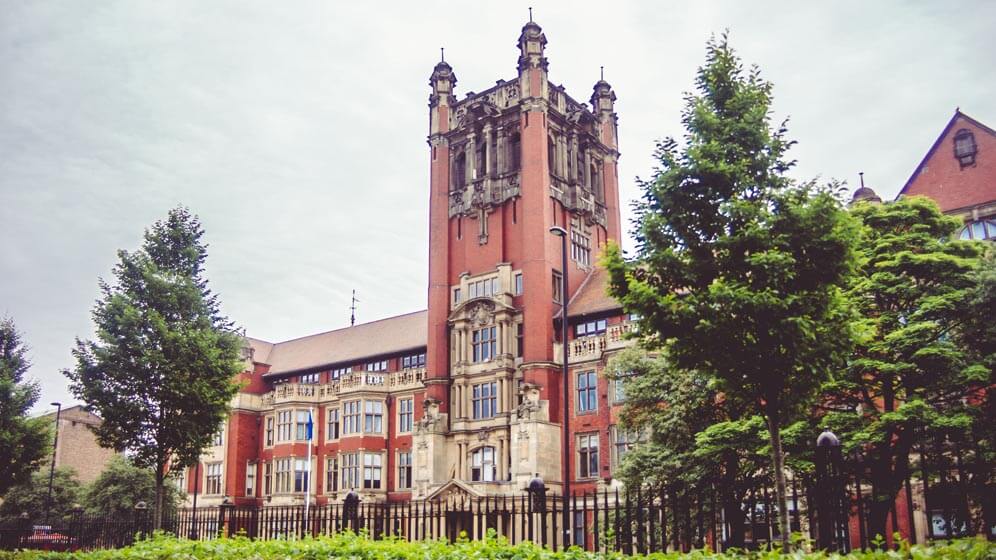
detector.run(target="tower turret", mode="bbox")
[429,53,457,136]
[517,16,547,73]
[590,70,621,240]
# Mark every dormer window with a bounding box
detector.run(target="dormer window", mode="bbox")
[953,129,977,168]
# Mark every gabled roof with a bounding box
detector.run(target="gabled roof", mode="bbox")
[897,109,996,211]
[254,310,427,377]
[562,266,623,319]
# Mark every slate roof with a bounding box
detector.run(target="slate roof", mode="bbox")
[249,310,427,376]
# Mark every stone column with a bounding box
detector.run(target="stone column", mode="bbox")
[483,125,493,179]
[468,133,477,181]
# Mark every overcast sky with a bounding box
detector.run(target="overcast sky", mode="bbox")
[2,1,994,413]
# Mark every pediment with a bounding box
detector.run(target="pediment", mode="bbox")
[424,479,483,505]
[448,297,516,324]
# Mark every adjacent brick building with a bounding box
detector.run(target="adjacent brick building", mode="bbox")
[39,405,119,484]
[180,18,637,509]
[854,109,996,236]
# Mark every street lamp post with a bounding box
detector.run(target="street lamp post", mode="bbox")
[549,226,571,547]
[44,402,62,525]
[189,462,201,539]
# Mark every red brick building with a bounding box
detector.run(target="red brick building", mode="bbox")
[854,109,996,236]
[180,18,637,508]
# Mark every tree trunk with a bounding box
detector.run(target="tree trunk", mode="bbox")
[721,451,746,548]
[866,496,891,547]
[765,413,791,549]
[722,492,747,548]
[154,468,165,531]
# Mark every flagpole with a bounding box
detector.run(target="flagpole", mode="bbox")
[304,407,313,536]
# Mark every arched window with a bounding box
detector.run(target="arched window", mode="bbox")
[591,161,602,200]
[471,446,496,482]
[453,152,466,190]
[959,219,996,241]
[576,150,585,185]
[547,135,556,176]
[953,129,977,168]
[475,138,486,180]
[509,133,521,172]
[490,135,498,175]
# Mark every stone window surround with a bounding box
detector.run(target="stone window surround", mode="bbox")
[455,437,510,483]
[396,395,414,434]
[451,371,515,421]
[450,264,518,310]
[397,450,413,490]
[449,303,519,372]
[574,370,598,415]
[204,461,223,496]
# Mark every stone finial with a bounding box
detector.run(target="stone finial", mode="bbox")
[429,54,457,106]
[517,17,547,72]
[590,68,616,113]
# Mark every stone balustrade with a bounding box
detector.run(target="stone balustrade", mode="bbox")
[568,321,636,361]
[260,367,427,408]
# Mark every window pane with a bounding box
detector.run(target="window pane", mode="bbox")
[972,221,985,239]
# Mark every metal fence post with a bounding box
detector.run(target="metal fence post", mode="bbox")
[218,498,235,538]
[525,475,545,544]
[134,502,149,542]
[815,429,846,552]
[344,490,360,533]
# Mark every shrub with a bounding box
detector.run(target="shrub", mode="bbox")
[0,532,992,560]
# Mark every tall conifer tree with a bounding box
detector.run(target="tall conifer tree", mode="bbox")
[0,316,51,496]
[66,207,243,528]
[605,35,857,546]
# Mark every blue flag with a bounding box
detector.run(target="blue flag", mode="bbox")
[306,410,314,441]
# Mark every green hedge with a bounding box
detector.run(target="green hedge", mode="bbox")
[2,532,993,560]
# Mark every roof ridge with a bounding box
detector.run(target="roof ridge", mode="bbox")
[266,309,427,347]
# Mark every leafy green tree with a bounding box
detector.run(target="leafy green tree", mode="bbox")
[605,35,858,546]
[0,316,52,496]
[608,348,769,548]
[0,468,83,524]
[84,455,181,518]
[818,197,993,541]
[65,207,243,528]
[959,252,996,534]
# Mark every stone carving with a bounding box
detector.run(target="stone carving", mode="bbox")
[515,382,541,419]
[468,301,495,326]
[416,398,443,433]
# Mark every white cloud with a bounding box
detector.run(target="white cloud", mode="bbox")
[1,0,994,411]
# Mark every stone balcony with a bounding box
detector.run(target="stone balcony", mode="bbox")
[261,367,427,408]
[564,322,637,362]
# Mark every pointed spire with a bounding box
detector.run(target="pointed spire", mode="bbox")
[440,47,445,62]
[528,6,533,22]
[600,66,604,81]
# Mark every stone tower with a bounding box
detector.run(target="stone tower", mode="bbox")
[417,17,620,499]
